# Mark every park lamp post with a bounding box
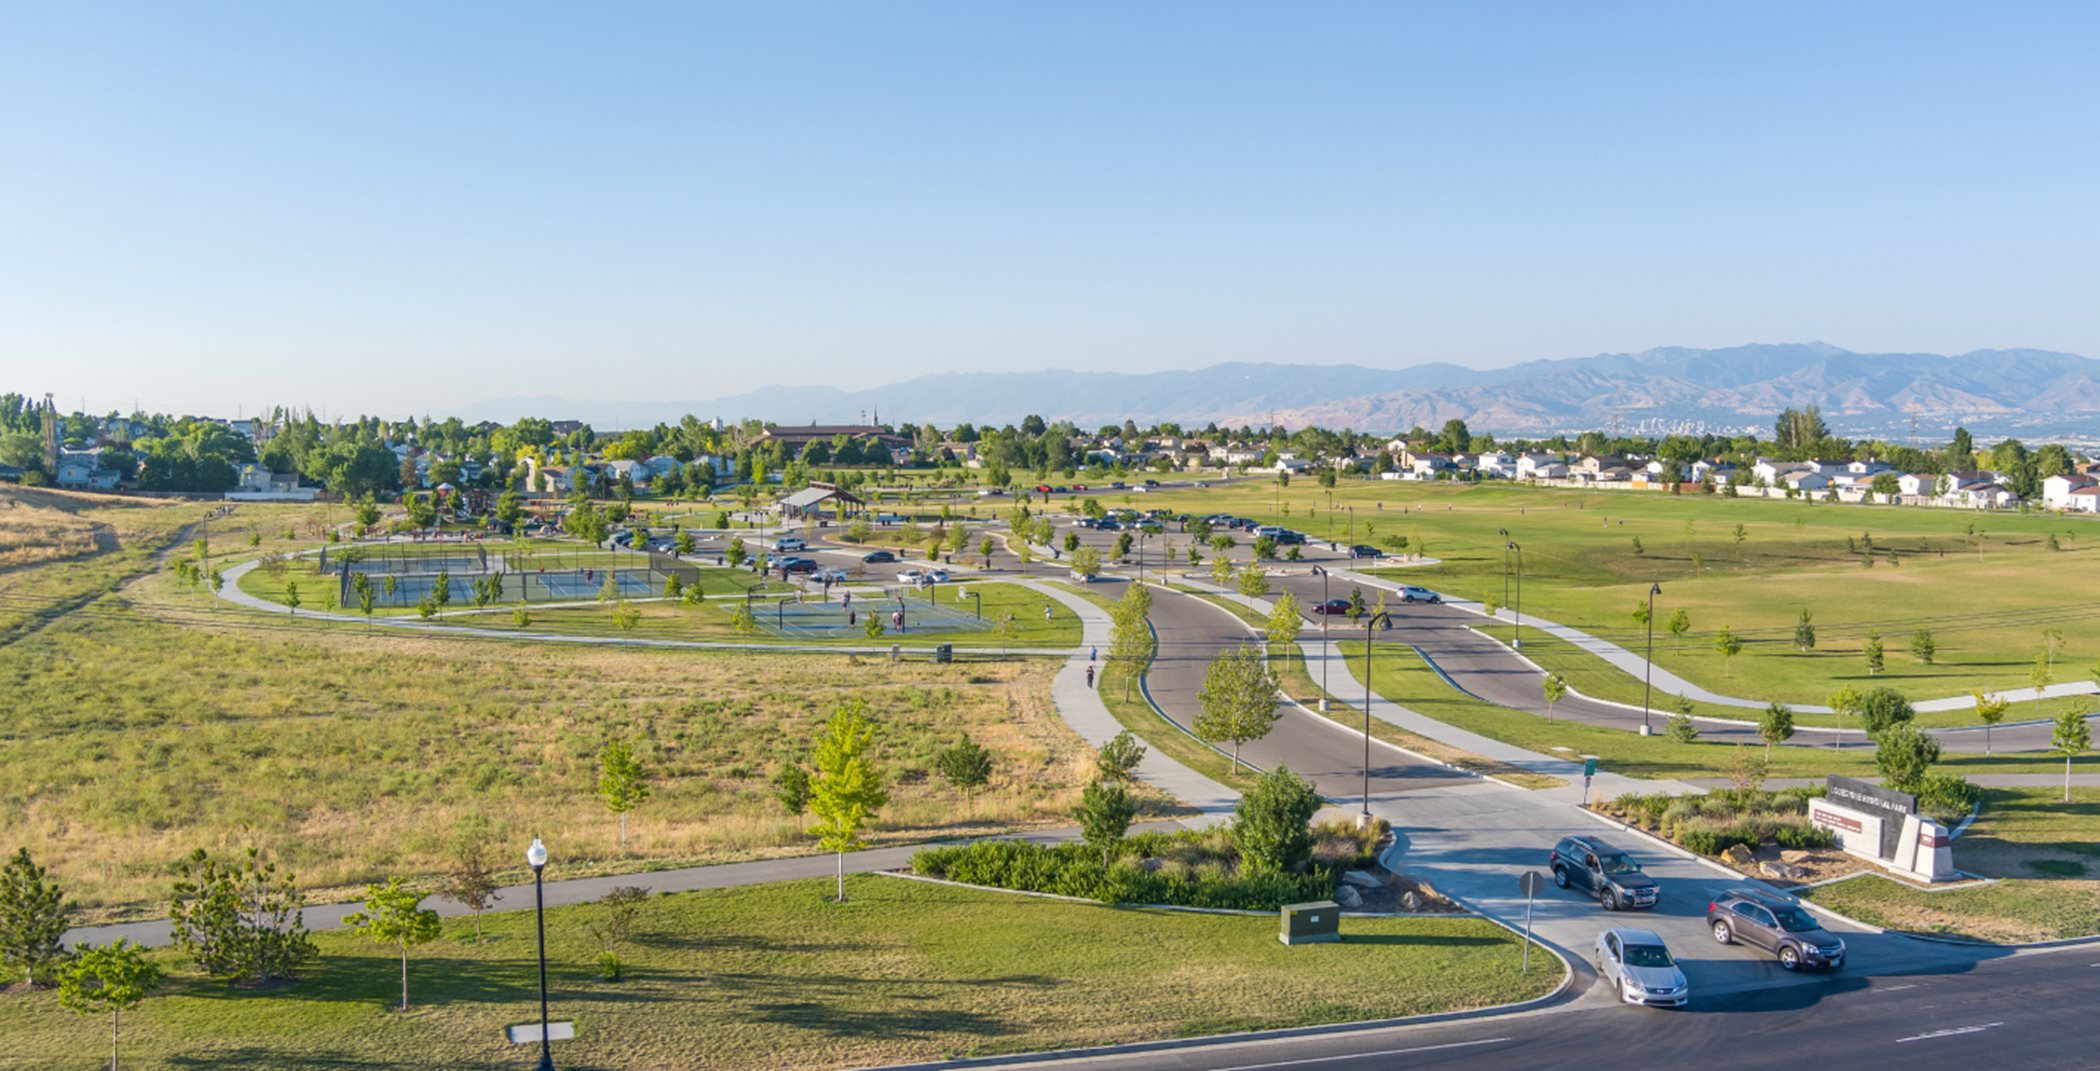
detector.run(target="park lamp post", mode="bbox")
[1310,566,1332,711]
[1642,583,1660,734]
[1497,529,1510,610]
[1506,541,1522,649]
[526,838,555,1071]
[1360,611,1393,825]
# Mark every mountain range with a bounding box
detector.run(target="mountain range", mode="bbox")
[460,343,2100,439]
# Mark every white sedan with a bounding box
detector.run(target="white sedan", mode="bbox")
[1595,928,1688,1008]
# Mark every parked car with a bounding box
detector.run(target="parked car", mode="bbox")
[813,567,848,584]
[1398,585,1442,603]
[1274,530,1306,546]
[777,557,818,575]
[1706,888,1846,971]
[924,568,949,582]
[1035,484,1053,494]
[1075,517,1100,529]
[897,569,925,584]
[1143,479,1161,486]
[1594,928,1689,1007]
[1348,544,1382,559]
[1136,521,1164,534]
[1110,481,1126,489]
[1550,835,1660,911]
[1071,484,1089,492]
[862,550,898,563]
[1193,480,1210,487]
[977,487,1007,497]
[1068,568,1097,582]
[1096,518,1121,531]
[772,537,807,552]
[1312,598,1352,615]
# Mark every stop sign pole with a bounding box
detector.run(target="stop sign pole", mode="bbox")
[1516,871,1547,973]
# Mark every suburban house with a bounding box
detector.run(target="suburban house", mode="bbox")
[1781,469,1831,492]
[226,463,318,502]
[751,424,909,457]
[2043,473,2100,510]
[1403,451,1455,479]
[2064,486,2100,514]
[1515,452,1569,480]
[1472,450,1516,477]
[55,448,120,490]
[1271,454,1313,476]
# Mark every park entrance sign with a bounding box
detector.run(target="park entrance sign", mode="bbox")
[1808,776,1954,882]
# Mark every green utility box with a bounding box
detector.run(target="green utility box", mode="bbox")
[935,643,953,664]
[1279,900,1341,946]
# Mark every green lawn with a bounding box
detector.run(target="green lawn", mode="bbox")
[1337,642,2092,783]
[1129,479,2100,705]
[0,877,1557,1071]
[1801,871,2100,943]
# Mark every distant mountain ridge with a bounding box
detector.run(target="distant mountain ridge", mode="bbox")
[460,343,2100,438]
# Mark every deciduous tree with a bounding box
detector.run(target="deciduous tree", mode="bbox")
[59,940,161,1071]
[344,878,441,1012]
[2052,707,2091,803]
[1195,643,1281,770]
[597,739,650,849]
[809,700,889,902]
[1234,766,1321,876]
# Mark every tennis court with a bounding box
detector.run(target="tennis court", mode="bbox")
[744,593,991,639]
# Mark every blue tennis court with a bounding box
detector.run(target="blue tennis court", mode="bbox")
[530,570,662,600]
[745,597,991,639]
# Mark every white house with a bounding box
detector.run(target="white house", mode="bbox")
[1515,452,1568,480]
[2064,486,2100,514]
[2042,473,2100,509]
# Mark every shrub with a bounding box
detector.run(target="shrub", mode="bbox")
[911,834,1337,911]
[1771,822,1837,851]
[1233,766,1321,876]
[1913,773,1981,822]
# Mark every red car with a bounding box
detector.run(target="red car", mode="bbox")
[1072,484,1089,492]
[1312,598,1352,615]
[1035,484,1053,494]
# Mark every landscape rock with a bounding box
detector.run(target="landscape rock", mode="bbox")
[1336,885,1364,909]
[1759,860,1808,881]
[1721,844,1755,867]
[1341,869,1382,889]
[1400,891,1420,912]
[1780,850,1815,865]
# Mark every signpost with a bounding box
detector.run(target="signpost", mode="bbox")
[1516,871,1547,973]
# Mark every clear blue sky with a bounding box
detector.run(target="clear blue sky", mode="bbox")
[3,1,2095,418]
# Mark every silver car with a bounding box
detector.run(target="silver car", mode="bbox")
[1594,927,1688,1007]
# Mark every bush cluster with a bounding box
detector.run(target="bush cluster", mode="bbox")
[1912,773,1982,822]
[1601,788,1833,857]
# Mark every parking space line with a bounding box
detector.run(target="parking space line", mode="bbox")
[1896,1023,2002,1043]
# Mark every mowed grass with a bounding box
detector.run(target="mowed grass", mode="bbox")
[0,597,1086,919]
[1133,480,2100,705]
[0,877,1553,1071]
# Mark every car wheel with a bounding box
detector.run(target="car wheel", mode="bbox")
[1602,889,1619,911]
[1553,867,1569,888]
[1778,945,1802,971]
[1711,921,1733,945]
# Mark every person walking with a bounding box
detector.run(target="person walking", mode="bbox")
[1089,645,1097,662]
[1043,605,1053,626]
[1085,663,1096,688]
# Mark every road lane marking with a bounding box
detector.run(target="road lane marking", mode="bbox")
[1897,1023,2003,1043]
[1878,984,1919,993]
[1216,1037,1513,1070]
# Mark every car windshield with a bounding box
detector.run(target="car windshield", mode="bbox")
[1598,854,1640,875]
[1622,944,1673,968]
[1774,907,1821,932]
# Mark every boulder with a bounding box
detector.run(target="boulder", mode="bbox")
[1759,860,1808,881]
[1400,891,1420,912]
[1335,884,1364,909]
[1341,869,1382,889]
[1780,850,1815,865]
[1721,844,1755,867]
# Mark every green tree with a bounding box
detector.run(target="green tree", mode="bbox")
[1713,624,1743,675]
[773,762,812,827]
[1631,600,1650,627]
[1541,672,1567,721]
[863,612,885,640]
[1070,544,1103,579]
[1195,643,1281,770]
[1666,694,1699,742]
[1666,607,1690,646]
[1235,562,1267,607]
[1826,685,1864,741]
[1759,702,1795,758]
[1095,730,1147,784]
[733,603,759,636]
[611,600,641,636]
[1630,535,1644,557]
[809,700,889,902]
[1233,765,1321,876]
[167,848,315,985]
[1793,610,1815,651]
[1873,724,1941,793]
[283,580,301,612]
[1864,631,1884,675]
[663,573,683,599]
[725,536,748,569]
[1909,628,1936,665]
[934,735,994,813]
[598,739,650,849]
[0,847,70,986]
[1973,691,2009,757]
[2032,650,2054,700]
[1075,781,1136,863]
[511,605,532,628]
[355,495,382,530]
[1265,591,1302,667]
[344,877,442,1012]
[1209,552,1234,588]
[2051,706,2091,803]
[1856,687,1916,735]
[439,834,501,943]
[1108,581,1155,700]
[58,940,162,1071]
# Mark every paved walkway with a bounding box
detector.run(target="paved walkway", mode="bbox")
[1325,566,2100,714]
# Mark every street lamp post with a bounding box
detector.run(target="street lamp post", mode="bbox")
[1360,611,1393,824]
[1643,583,1660,734]
[1507,541,1522,649]
[526,838,555,1071]
[1497,529,1510,611]
[964,588,980,620]
[1311,566,1331,711]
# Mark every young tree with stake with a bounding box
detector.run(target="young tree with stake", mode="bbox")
[2052,707,2091,803]
[1759,702,1795,758]
[1541,673,1567,721]
[597,739,650,850]
[1973,691,2009,757]
[345,877,442,1012]
[1195,643,1282,771]
[934,734,994,814]
[59,940,161,1071]
[809,700,888,902]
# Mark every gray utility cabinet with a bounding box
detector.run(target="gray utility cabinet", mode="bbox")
[1279,900,1341,945]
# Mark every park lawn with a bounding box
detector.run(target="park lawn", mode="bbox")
[1131,479,2100,705]
[0,601,1086,920]
[1335,642,2090,784]
[1469,624,2098,731]
[0,876,1557,1071]
[1799,871,2100,943]
[466,580,1078,649]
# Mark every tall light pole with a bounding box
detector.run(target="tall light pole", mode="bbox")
[1643,583,1660,735]
[1360,611,1393,824]
[1506,541,1522,649]
[1496,528,1510,611]
[526,838,555,1071]
[1324,489,1334,541]
[1311,566,1331,711]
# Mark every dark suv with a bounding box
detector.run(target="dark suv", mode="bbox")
[1706,888,1846,971]
[1549,835,1660,911]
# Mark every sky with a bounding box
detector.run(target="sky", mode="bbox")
[2,1,2096,419]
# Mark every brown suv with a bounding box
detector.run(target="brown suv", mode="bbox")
[1705,888,1846,971]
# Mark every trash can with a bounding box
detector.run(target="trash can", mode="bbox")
[935,643,953,664]
[1279,900,1341,946]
